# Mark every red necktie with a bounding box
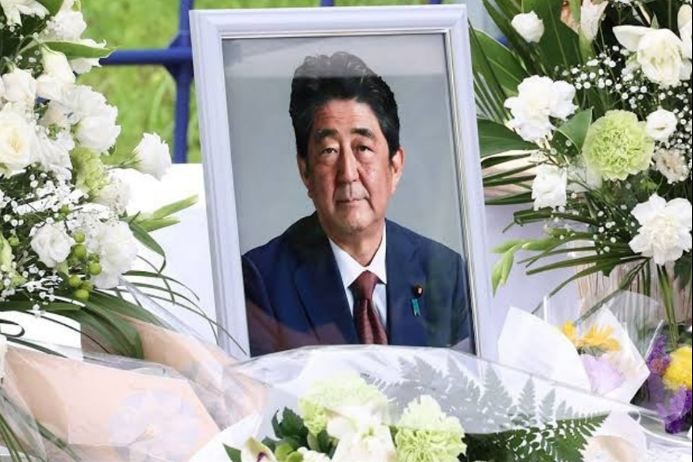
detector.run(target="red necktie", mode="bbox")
[351,270,388,345]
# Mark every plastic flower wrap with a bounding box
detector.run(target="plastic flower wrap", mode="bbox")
[188,346,692,462]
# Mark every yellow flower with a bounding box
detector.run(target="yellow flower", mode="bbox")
[663,346,692,391]
[577,326,621,352]
[561,322,579,346]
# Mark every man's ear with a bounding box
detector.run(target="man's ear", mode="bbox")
[297,155,311,189]
[390,147,405,192]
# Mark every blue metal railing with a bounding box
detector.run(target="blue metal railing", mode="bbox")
[102,0,444,163]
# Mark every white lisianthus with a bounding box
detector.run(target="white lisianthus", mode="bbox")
[1,68,36,108]
[36,50,76,102]
[69,39,105,75]
[511,11,545,43]
[532,165,568,210]
[0,105,35,174]
[654,149,690,184]
[0,0,48,25]
[580,0,609,42]
[505,76,577,142]
[88,221,138,289]
[43,9,87,41]
[76,106,121,154]
[33,128,73,179]
[332,424,396,462]
[629,194,693,265]
[297,448,332,462]
[679,5,692,60]
[133,133,172,180]
[30,222,74,268]
[239,439,278,462]
[93,172,131,214]
[646,108,678,141]
[614,25,691,87]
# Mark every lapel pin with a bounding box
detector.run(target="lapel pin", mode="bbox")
[410,284,423,317]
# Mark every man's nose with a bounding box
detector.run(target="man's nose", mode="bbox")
[337,145,359,183]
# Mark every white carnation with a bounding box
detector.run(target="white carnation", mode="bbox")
[0,0,48,25]
[30,222,74,268]
[532,164,568,210]
[505,76,577,142]
[88,221,138,289]
[33,128,73,179]
[36,50,76,102]
[0,105,35,174]
[1,68,36,108]
[93,173,131,214]
[43,9,87,41]
[133,133,171,180]
[629,194,692,265]
[39,100,71,131]
[297,448,331,462]
[653,148,690,184]
[332,424,396,462]
[646,108,678,141]
[511,11,545,43]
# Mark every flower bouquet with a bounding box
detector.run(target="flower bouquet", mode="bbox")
[472,0,692,423]
[191,346,692,462]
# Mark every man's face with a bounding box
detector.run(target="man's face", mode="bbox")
[298,99,404,242]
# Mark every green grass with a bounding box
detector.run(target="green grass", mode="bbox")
[79,0,433,163]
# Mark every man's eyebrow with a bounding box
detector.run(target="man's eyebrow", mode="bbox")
[352,128,375,139]
[313,128,337,141]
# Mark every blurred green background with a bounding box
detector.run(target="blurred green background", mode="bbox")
[79,0,433,163]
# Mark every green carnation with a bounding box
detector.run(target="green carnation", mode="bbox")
[395,395,466,462]
[582,110,654,181]
[298,374,388,435]
[70,147,108,197]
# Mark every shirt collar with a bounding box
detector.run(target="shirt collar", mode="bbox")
[328,227,388,289]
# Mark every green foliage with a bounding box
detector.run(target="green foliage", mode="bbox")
[478,120,537,158]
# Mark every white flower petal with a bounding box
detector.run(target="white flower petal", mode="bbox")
[613,25,650,51]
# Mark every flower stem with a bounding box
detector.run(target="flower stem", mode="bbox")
[657,265,679,347]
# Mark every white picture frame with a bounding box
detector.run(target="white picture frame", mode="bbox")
[191,5,493,359]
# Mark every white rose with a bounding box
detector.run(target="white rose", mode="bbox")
[614,25,691,87]
[679,5,692,60]
[629,194,692,265]
[76,106,121,153]
[505,76,576,142]
[93,173,131,214]
[1,68,36,108]
[133,133,171,180]
[646,108,678,141]
[43,9,87,41]
[511,11,545,43]
[332,424,396,462]
[0,106,35,173]
[580,0,609,42]
[532,164,568,210]
[33,128,73,179]
[36,50,76,102]
[89,221,138,289]
[0,0,48,25]
[30,222,74,268]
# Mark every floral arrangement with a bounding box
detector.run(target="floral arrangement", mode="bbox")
[0,0,196,357]
[473,1,692,347]
[645,333,692,433]
[224,372,606,462]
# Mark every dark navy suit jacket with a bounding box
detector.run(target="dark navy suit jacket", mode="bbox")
[242,214,472,356]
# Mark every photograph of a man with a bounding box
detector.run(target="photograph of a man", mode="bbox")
[242,51,471,356]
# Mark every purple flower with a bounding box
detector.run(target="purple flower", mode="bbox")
[657,389,693,434]
[646,335,671,375]
[582,354,625,395]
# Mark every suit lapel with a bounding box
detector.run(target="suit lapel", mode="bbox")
[292,216,358,345]
[385,221,428,346]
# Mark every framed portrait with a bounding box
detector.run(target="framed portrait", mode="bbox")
[191,5,493,359]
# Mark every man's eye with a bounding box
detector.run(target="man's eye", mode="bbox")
[320,147,338,155]
[356,145,372,153]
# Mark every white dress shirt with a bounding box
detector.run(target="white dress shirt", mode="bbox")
[328,229,388,325]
